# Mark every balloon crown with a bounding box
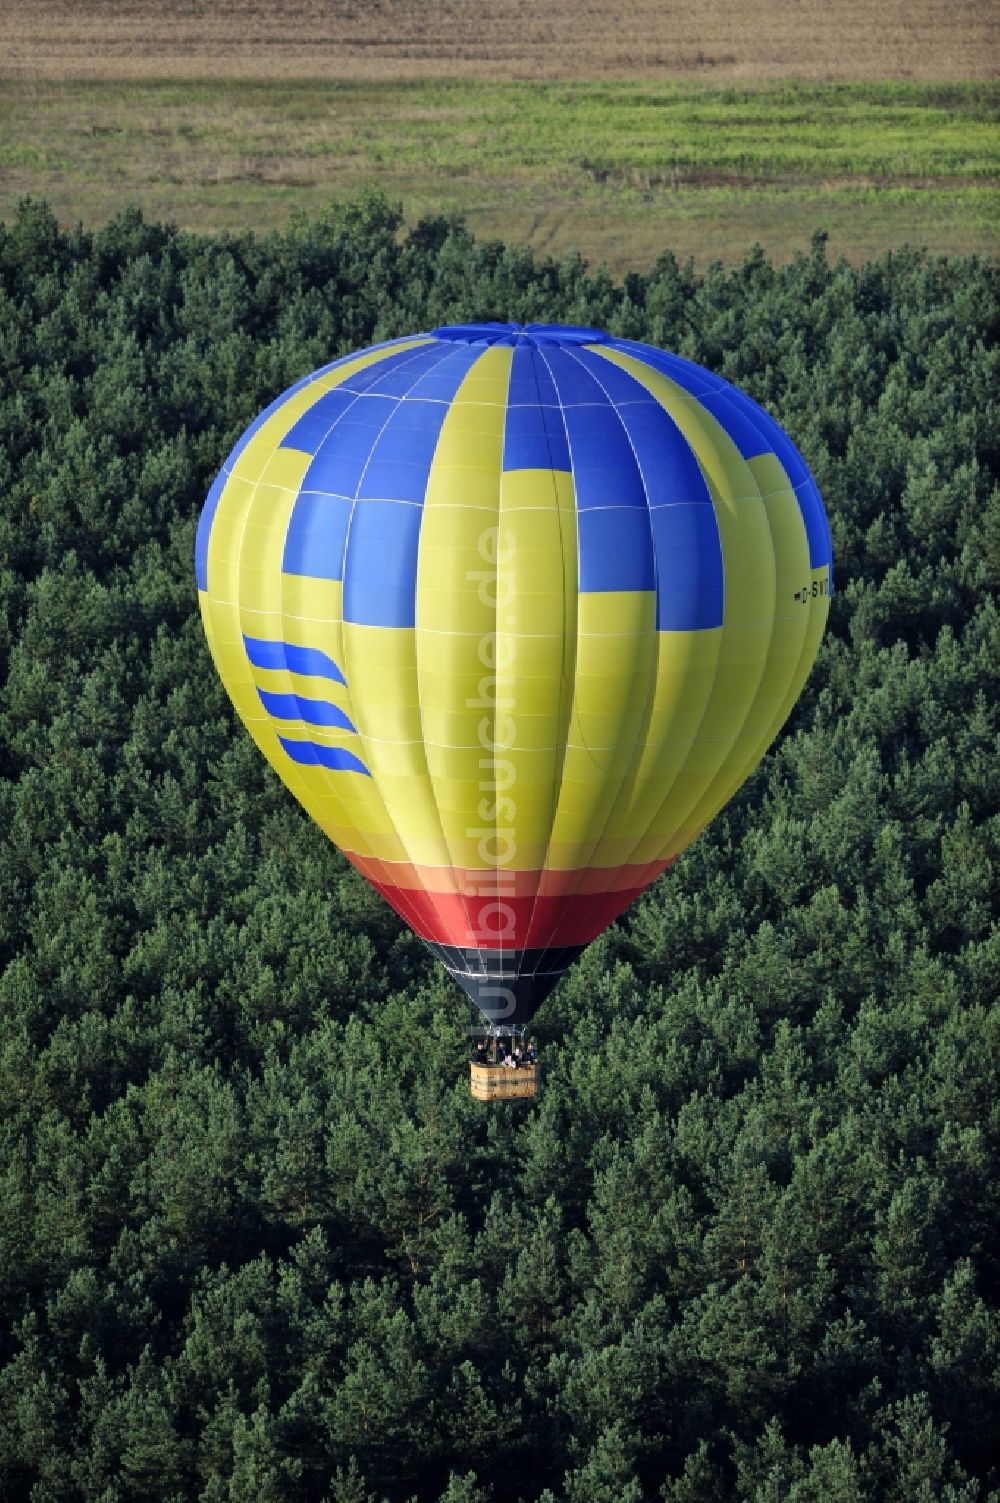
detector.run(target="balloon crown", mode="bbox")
[430,321,609,348]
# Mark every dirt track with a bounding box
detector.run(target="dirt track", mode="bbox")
[4,0,997,81]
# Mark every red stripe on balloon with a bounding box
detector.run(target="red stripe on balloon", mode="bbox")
[368,880,663,950]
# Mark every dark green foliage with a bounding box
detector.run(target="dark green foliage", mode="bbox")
[1,195,997,1501]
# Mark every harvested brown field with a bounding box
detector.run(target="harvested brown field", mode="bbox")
[3,0,998,82]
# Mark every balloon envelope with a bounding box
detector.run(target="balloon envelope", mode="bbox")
[196,323,832,1026]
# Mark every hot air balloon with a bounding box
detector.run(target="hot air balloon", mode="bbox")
[195,322,832,1099]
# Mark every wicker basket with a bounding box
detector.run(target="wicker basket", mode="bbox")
[470,1062,540,1101]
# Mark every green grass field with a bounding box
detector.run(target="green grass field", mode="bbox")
[2,79,996,268]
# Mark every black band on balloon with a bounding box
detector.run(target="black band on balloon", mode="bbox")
[429,943,585,1027]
